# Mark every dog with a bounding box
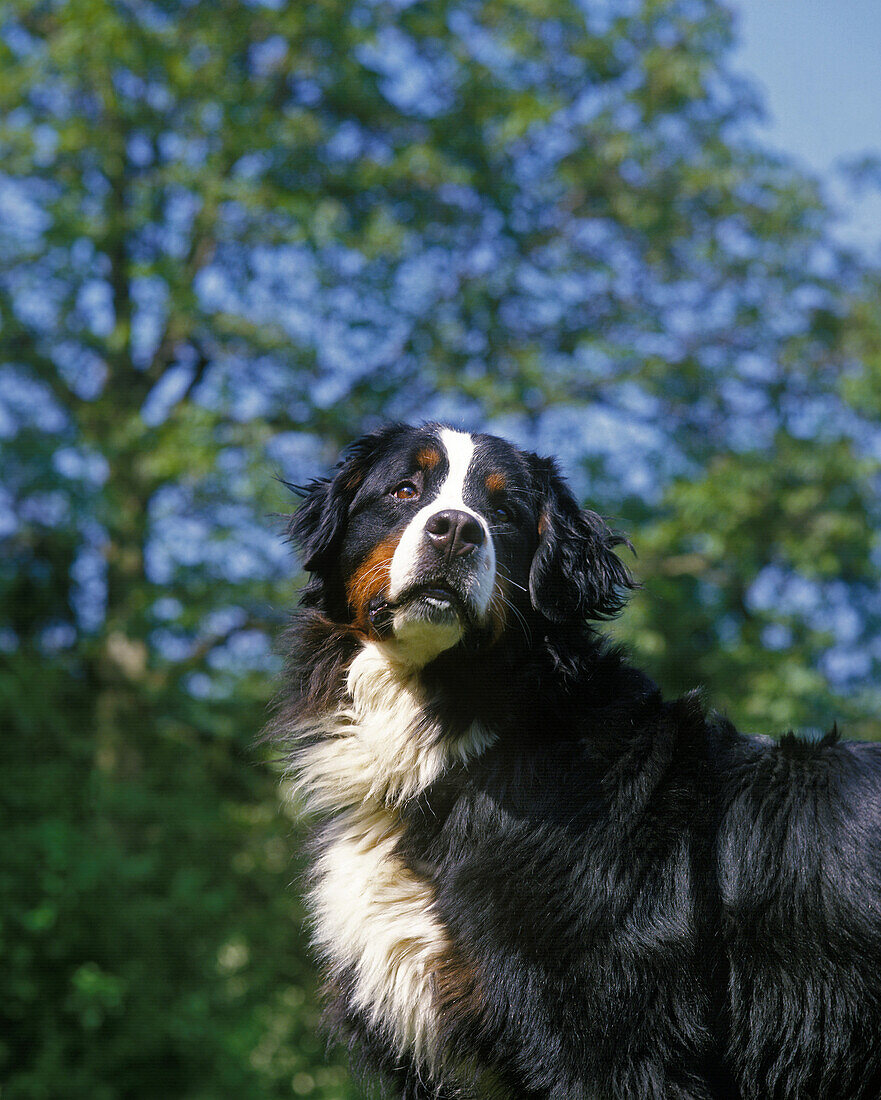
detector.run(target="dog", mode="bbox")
[270,422,881,1099]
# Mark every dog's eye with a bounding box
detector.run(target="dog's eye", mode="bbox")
[491,503,514,524]
[391,481,420,501]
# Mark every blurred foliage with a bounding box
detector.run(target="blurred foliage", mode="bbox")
[1,0,880,1095]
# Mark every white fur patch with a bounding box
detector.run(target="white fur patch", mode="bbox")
[437,427,475,508]
[312,808,448,1063]
[292,641,495,1069]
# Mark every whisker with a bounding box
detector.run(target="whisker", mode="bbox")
[495,562,529,594]
[356,561,393,585]
[491,588,532,646]
[349,560,393,597]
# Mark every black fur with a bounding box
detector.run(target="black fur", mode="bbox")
[527,454,635,622]
[271,423,881,1099]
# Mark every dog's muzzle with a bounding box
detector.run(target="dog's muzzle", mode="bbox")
[383,505,497,657]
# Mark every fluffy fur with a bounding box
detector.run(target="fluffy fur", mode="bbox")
[269,422,881,1099]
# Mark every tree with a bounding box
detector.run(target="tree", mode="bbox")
[1,0,879,1095]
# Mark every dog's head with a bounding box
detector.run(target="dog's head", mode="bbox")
[290,423,635,664]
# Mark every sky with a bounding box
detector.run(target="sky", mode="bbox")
[730,0,881,251]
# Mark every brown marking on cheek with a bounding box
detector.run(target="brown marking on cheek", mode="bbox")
[486,573,510,645]
[345,535,401,632]
[486,471,507,494]
[416,446,442,471]
[537,512,548,538]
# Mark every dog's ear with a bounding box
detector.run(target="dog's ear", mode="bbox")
[527,455,636,623]
[288,476,344,573]
[287,425,403,576]
[288,430,386,574]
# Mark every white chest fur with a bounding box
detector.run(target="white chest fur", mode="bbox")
[295,642,493,1067]
[311,805,448,1063]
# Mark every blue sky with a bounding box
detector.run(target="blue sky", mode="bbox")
[730,0,881,251]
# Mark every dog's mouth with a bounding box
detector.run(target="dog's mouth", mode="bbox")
[410,583,462,609]
[369,580,475,635]
[397,580,471,619]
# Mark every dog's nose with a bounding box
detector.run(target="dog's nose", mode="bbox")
[425,510,485,560]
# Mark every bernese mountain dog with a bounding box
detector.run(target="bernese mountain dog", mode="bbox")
[270,422,881,1099]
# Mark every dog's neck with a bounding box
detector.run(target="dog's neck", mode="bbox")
[294,638,496,815]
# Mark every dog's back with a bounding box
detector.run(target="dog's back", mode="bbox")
[719,729,881,1098]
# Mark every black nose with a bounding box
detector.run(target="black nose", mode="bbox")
[424,509,485,560]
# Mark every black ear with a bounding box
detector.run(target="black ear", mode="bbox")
[527,455,636,623]
[288,476,344,573]
[285,472,353,614]
[287,425,401,575]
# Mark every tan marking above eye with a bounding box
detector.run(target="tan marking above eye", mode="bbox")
[486,471,507,493]
[416,447,441,470]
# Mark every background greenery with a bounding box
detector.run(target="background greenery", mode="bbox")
[2,0,880,1096]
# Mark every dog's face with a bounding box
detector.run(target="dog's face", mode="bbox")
[291,423,633,664]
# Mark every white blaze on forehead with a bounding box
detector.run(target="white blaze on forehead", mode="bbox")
[436,428,475,509]
[387,429,496,620]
